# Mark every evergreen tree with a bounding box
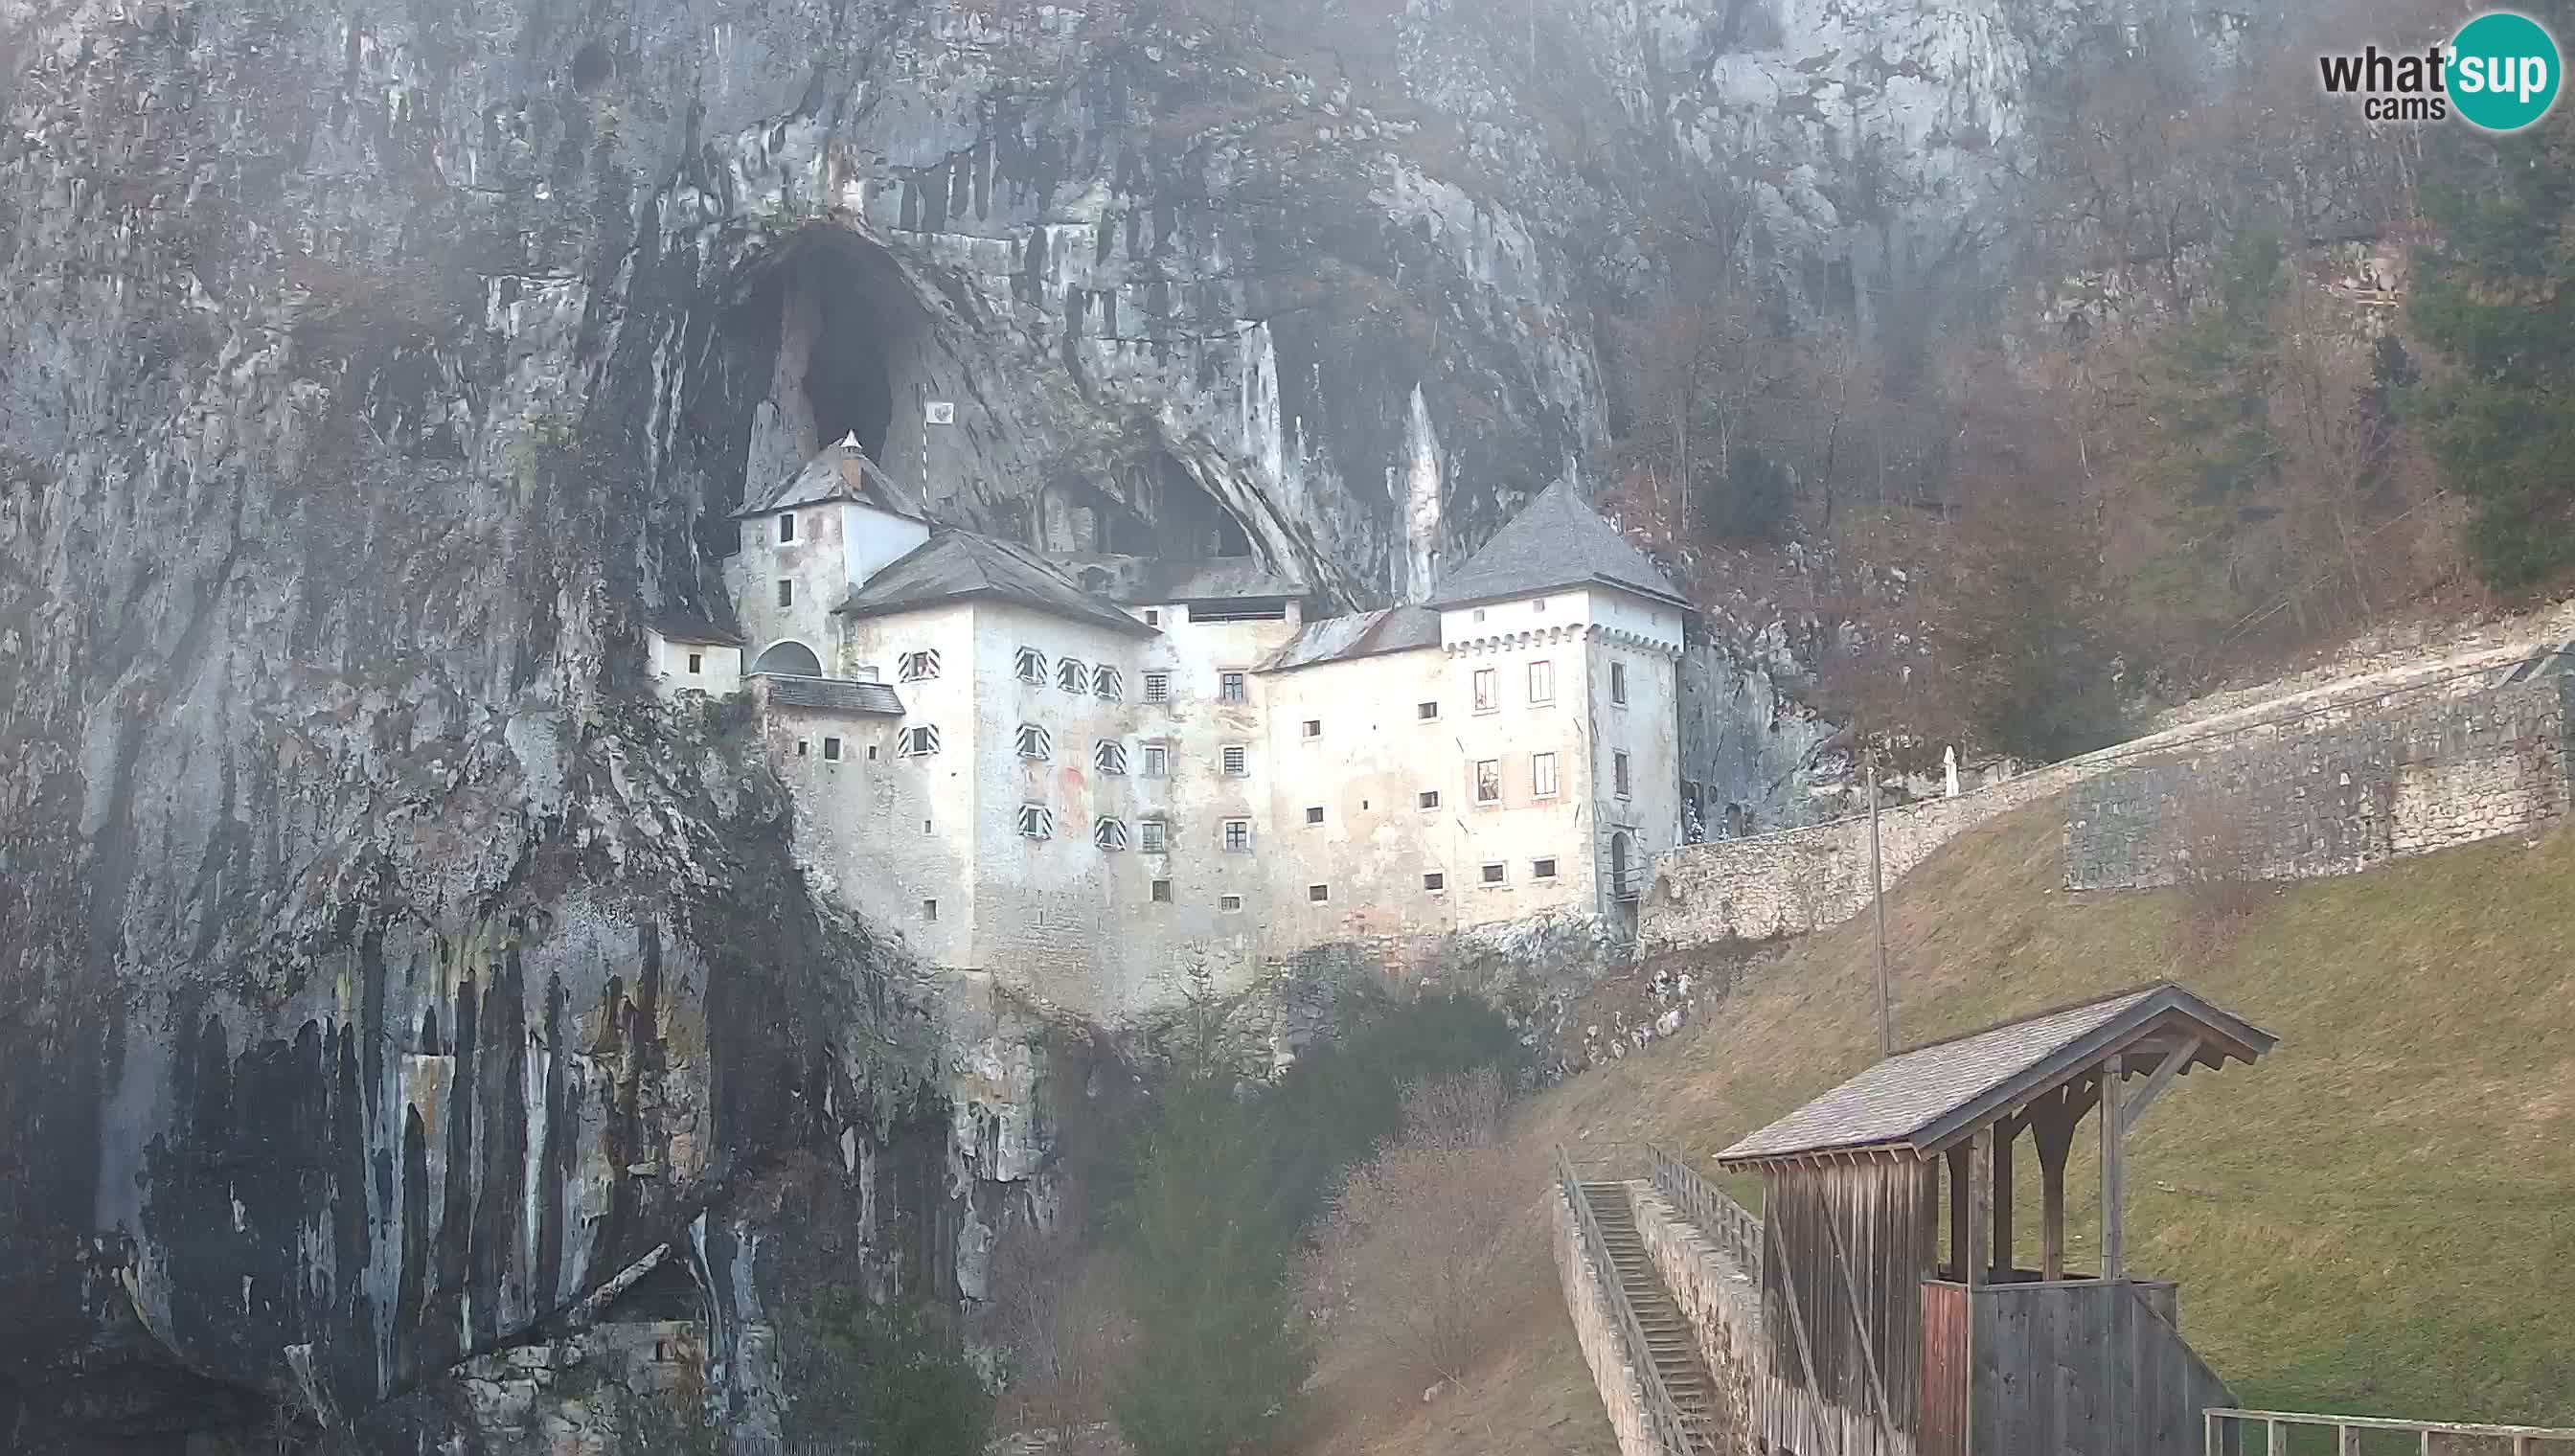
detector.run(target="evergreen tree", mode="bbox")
[2410,52,2575,591]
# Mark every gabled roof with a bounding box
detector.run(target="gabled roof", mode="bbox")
[1258,605,1441,673]
[763,673,905,716]
[1716,983,2276,1168]
[647,601,743,647]
[733,434,927,521]
[1425,481,1687,611]
[835,531,1156,638]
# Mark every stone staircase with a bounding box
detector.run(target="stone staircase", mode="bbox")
[1576,1179,1723,1452]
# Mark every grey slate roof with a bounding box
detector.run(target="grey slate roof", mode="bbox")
[734,435,928,521]
[836,531,1155,638]
[647,601,743,646]
[762,673,905,716]
[1053,554,1310,604]
[1425,481,1687,610]
[1716,983,2276,1167]
[1259,605,1441,672]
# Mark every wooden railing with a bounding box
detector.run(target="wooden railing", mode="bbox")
[1552,1147,1711,1456]
[1647,1144,1763,1278]
[2207,1408,2575,1454]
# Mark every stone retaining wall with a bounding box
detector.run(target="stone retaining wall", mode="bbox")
[2067,672,2572,890]
[1552,1186,1659,1456]
[1629,1187,1761,1452]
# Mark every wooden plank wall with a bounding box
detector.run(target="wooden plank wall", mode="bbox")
[1918,1282,1968,1456]
[1757,1160,1938,1456]
[1966,1281,2234,1456]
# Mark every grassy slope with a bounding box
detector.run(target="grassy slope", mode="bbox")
[1307,796,2575,1453]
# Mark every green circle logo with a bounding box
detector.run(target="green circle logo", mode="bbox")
[2450,11,2563,132]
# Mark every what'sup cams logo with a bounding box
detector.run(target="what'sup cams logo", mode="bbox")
[2319,11,2563,131]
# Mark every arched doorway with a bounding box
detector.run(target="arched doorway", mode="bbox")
[1609,831,1632,903]
[753,640,823,676]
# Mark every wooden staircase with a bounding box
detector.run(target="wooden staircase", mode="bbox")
[1576,1179,1722,1452]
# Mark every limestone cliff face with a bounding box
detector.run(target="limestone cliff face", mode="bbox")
[1,0,2254,1445]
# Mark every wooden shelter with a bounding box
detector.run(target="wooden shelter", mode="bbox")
[1716,982,2276,1456]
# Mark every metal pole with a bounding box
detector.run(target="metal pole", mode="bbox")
[1869,746,1893,1057]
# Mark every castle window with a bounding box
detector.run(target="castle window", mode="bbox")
[923,899,938,921]
[1143,671,1171,702]
[1141,741,1170,778]
[1219,671,1246,703]
[899,725,941,757]
[1151,878,1173,902]
[822,737,843,762]
[1474,760,1501,804]
[1016,724,1052,760]
[1419,790,1441,810]
[1014,647,1047,684]
[1304,805,1324,826]
[1614,750,1632,799]
[776,580,794,608]
[1145,609,1161,626]
[1532,857,1559,879]
[778,512,797,543]
[1222,818,1251,852]
[1140,818,1169,853]
[1017,805,1053,839]
[1610,661,1628,706]
[1423,872,1446,893]
[1472,607,1487,623]
[1220,744,1248,777]
[1308,883,1330,903]
[1094,666,1124,701]
[1532,751,1559,799]
[1528,659,1555,705]
[1219,894,1243,912]
[1532,596,1545,613]
[796,739,809,757]
[1058,658,1091,694]
[687,652,703,673]
[1472,668,1497,713]
[1302,718,1322,739]
[1480,862,1507,885]
[868,744,878,761]
[1095,740,1128,775]
[1094,816,1130,851]
[1417,701,1439,720]
[899,649,941,682]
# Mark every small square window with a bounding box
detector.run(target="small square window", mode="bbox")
[1016,724,1052,760]
[822,737,843,762]
[1145,608,1161,626]
[1014,647,1047,684]
[1308,883,1330,903]
[1532,596,1545,613]
[867,743,878,761]
[1144,671,1171,702]
[1219,671,1246,703]
[1094,666,1124,701]
[1423,872,1446,893]
[1472,607,1487,623]
[1417,701,1439,720]
[923,899,938,921]
[687,652,703,673]
[796,739,809,758]
[1480,862,1506,885]
[1220,745,1248,776]
[1304,806,1325,826]
[1222,818,1252,852]
[1472,668,1497,713]
[1142,742,1170,778]
[1614,750,1633,799]
[1302,718,1322,739]
[1474,759,1501,804]
[1058,658,1091,694]
[899,649,941,682]
[1418,790,1441,810]
[1094,816,1130,851]
[1533,857,1559,879]
[776,580,794,608]
[1610,661,1629,706]
[1219,894,1243,912]
[1095,740,1129,775]
[900,725,941,757]
[1151,878,1174,902]
[1017,805,1053,839]
[1140,819,1169,853]
[778,512,797,543]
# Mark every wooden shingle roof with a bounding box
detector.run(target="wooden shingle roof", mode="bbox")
[763,674,905,716]
[1716,983,2275,1169]
[1424,481,1686,611]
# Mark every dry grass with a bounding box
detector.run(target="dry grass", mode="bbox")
[1298,795,2575,1451]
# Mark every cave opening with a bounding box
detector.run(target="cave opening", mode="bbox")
[731,229,930,507]
[1155,458,1254,558]
[802,264,896,463]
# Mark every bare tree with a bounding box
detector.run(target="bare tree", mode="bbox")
[993,1233,1133,1456]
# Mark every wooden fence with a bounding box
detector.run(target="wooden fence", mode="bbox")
[1648,1143,1763,1277]
[2207,1409,2575,1455]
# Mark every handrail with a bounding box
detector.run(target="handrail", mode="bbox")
[2206,1407,2575,1454]
[1648,1145,1764,1279]
[1552,1148,1713,1456]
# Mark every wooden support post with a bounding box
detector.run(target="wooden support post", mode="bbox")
[1966,1126,1993,1288]
[2101,1055,2128,1283]
[2033,1087,2076,1282]
[1948,1143,1971,1281]
[2339,1426,2360,1455]
[1992,1119,2016,1280]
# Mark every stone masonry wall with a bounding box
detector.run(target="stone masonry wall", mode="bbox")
[1553,1187,1660,1456]
[2067,672,2573,890]
[1629,1187,1762,1453]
